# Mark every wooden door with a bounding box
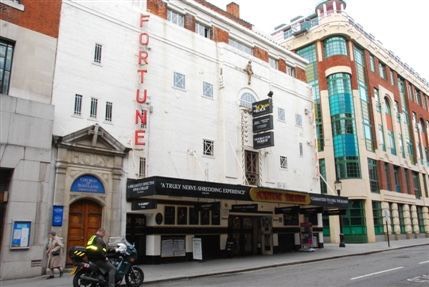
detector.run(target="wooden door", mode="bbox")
[67,200,102,259]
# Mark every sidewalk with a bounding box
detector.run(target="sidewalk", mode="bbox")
[1,237,428,286]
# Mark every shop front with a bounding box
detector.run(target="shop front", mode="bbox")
[126,176,348,263]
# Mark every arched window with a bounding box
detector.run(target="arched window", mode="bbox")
[384,97,392,115]
[324,36,347,58]
[240,92,256,109]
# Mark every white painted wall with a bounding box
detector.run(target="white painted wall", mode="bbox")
[52,1,319,196]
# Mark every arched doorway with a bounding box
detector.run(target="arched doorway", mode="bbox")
[67,199,102,257]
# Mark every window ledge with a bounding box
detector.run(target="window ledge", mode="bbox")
[172,86,186,92]
[92,62,103,67]
[0,0,24,11]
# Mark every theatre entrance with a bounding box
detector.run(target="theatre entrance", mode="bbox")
[228,215,272,256]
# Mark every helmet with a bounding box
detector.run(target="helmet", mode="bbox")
[115,243,127,254]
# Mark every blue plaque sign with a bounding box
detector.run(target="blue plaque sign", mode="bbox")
[52,205,64,227]
[71,175,105,193]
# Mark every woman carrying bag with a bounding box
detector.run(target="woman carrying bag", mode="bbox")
[46,231,64,279]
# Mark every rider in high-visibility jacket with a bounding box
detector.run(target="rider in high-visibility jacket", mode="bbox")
[86,228,115,287]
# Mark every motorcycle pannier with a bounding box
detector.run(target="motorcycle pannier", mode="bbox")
[68,246,87,263]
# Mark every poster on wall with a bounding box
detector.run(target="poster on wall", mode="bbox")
[192,237,203,261]
[161,237,186,258]
[52,205,64,227]
[10,221,31,249]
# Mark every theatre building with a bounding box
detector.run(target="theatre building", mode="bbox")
[49,0,347,265]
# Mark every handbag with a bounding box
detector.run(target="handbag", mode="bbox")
[52,250,60,256]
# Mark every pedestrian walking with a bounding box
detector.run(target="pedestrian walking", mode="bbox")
[46,231,64,279]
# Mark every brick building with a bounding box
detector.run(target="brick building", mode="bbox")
[272,0,429,243]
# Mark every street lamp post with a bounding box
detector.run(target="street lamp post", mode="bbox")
[335,179,346,248]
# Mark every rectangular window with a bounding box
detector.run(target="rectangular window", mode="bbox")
[94,43,102,64]
[105,101,112,122]
[369,54,375,72]
[295,114,302,127]
[90,98,98,118]
[389,70,395,85]
[277,107,285,122]
[200,208,210,225]
[269,57,278,69]
[280,156,287,169]
[368,159,379,193]
[379,62,386,79]
[299,143,303,157]
[212,204,220,225]
[202,81,213,98]
[319,159,327,194]
[196,22,211,39]
[189,207,199,225]
[245,150,259,185]
[393,166,401,192]
[177,207,187,225]
[164,206,175,225]
[74,94,83,116]
[372,201,384,235]
[139,157,146,177]
[167,9,184,27]
[0,39,14,95]
[228,38,252,55]
[287,66,296,77]
[413,172,421,198]
[203,139,214,156]
[173,72,185,89]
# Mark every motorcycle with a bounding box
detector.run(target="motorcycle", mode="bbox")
[69,239,144,287]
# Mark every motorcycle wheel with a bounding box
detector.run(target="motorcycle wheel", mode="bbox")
[73,269,99,287]
[124,266,144,287]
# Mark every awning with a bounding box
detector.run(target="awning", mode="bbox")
[309,193,349,214]
[127,176,348,209]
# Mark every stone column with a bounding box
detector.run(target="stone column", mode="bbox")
[381,202,391,235]
[403,204,412,239]
[391,203,400,239]
[110,160,124,238]
[423,207,429,237]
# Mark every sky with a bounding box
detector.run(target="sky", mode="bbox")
[208,0,429,83]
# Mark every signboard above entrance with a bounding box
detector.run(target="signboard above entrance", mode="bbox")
[71,175,105,193]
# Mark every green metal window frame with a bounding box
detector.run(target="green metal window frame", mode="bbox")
[0,39,14,95]
[336,156,361,179]
[322,214,330,236]
[342,200,368,243]
[353,44,374,152]
[417,207,425,233]
[413,172,421,199]
[368,159,379,193]
[372,201,384,235]
[393,166,401,193]
[324,36,347,58]
[398,204,406,234]
[384,163,392,191]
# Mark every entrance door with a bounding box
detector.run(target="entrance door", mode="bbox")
[228,216,260,256]
[67,199,102,260]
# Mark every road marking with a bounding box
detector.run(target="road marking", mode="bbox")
[350,267,404,280]
[419,260,429,264]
